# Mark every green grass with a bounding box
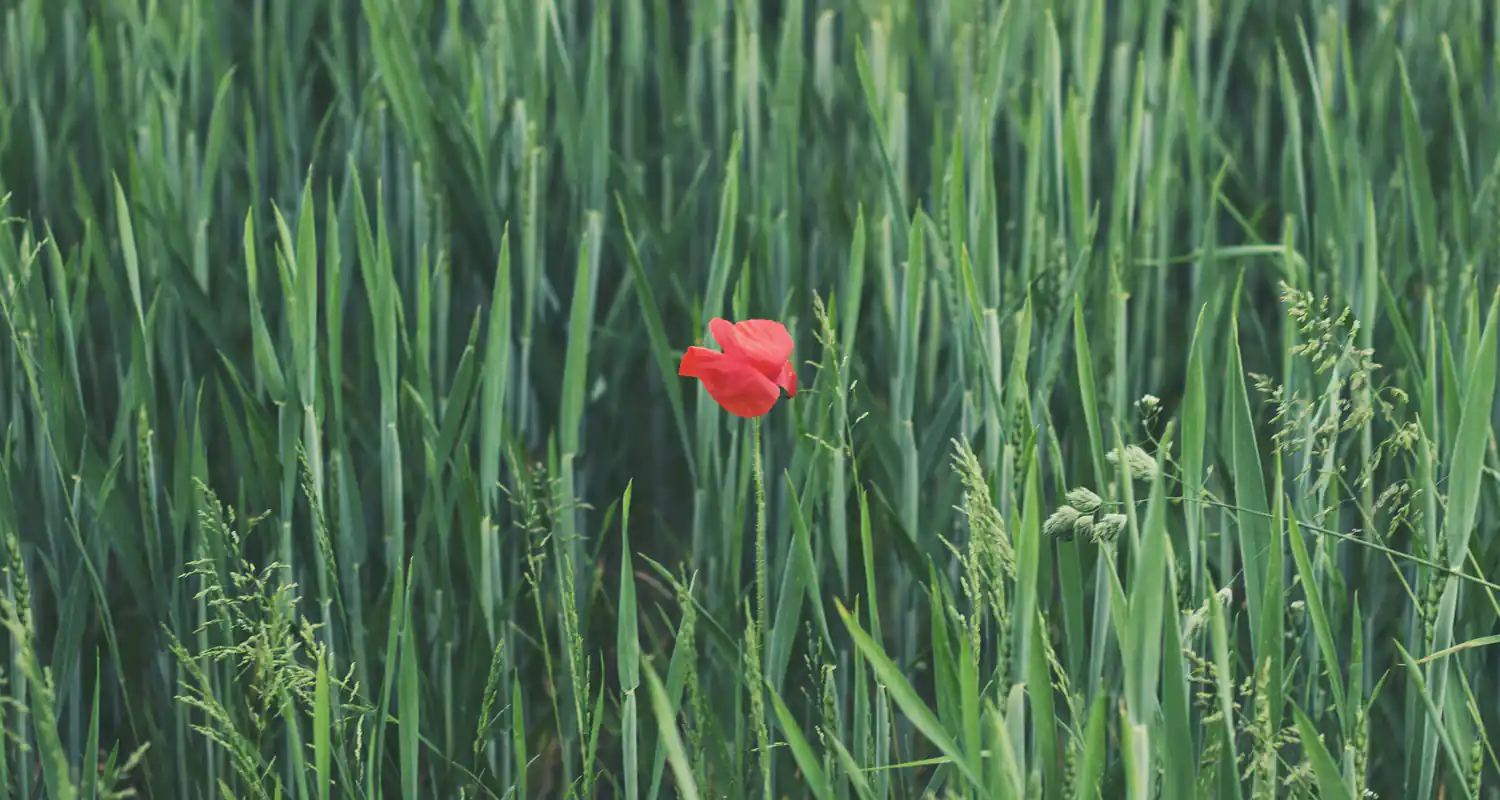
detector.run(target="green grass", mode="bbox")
[0,0,1498,798]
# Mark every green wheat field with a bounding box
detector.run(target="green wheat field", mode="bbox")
[2,0,1499,798]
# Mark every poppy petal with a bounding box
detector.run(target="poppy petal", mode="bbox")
[707,318,739,353]
[723,319,794,373]
[680,347,780,417]
[678,345,719,377]
[775,362,797,397]
[732,319,794,359]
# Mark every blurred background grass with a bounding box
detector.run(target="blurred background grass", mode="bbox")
[1,0,1499,798]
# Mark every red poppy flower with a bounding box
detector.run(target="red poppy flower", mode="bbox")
[678,317,798,418]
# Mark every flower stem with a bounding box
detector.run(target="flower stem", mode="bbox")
[752,415,770,797]
[754,416,767,663]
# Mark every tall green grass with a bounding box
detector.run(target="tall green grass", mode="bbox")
[1,0,1498,798]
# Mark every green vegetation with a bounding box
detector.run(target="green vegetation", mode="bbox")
[1,0,1498,797]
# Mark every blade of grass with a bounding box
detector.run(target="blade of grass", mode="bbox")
[834,598,989,796]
